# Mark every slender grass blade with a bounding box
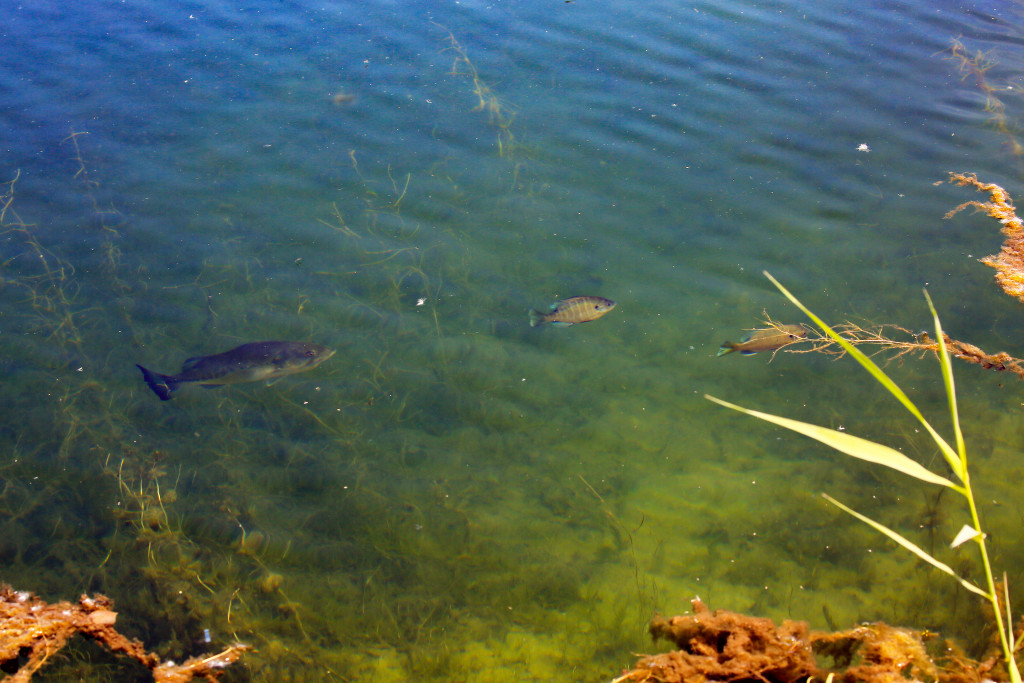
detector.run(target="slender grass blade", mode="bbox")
[822,493,988,597]
[705,395,960,490]
[924,290,967,480]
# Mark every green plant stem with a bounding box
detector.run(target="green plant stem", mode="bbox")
[925,290,1020,683]
[965,468,1020,683]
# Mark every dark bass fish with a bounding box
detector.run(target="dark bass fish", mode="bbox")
[717,324,808,356]
[529,296,616,327]
[136,341,335,401]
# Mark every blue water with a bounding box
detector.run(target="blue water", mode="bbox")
[4,0,1024,679]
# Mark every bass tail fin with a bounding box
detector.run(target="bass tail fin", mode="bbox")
[136,364,177,401]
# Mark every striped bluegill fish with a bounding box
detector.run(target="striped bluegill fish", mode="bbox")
[136,341,335,401]
[529,296,616,327]
[717,324,808,356]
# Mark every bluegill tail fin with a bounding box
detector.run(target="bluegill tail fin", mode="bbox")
[528,309,543,327]
[716,343,736,357]
[136,364,177,401]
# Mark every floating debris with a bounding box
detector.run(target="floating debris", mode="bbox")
[331,91,356,105]
[944,172,1024,303]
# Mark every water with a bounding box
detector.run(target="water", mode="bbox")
[3,0,1024,679]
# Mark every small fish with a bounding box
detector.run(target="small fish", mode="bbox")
[136,341,335,401]
[717,324,808,356]
[529,296,616,327]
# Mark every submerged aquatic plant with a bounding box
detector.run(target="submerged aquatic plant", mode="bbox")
[706,272,1022,683]
[435,23,518,159]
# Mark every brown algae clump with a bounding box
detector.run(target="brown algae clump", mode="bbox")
[944,172,1024,302]
[614,599,982,683]
[0,585,249,681]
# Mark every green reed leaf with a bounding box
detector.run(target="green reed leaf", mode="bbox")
[763,271,964,482]
[822,493,988,597]
[924,290,967,480]
[705,395,962,490]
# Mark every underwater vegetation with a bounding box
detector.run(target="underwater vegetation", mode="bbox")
[947,39,1024,163]
[436,24,518,160]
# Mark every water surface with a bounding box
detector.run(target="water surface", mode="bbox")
[3,0,1024,679]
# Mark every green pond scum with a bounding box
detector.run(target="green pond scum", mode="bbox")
[3,7,1024,683]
